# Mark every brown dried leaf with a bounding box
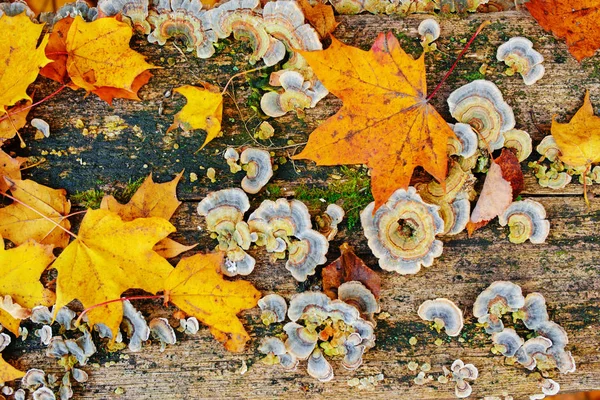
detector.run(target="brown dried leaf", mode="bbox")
[298,0,339,39]
[322,243,380,300]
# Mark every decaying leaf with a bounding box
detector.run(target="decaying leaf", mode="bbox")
[100,172,183,221]
[168,84,223,150]
[0,13,50,114]
[0,150,24,192]
[153,238,197,259]
[298,0,339,39]
[0,101,31,143]
[552,91,600,168]
[0,178,72,248]
[322,243,380,300]
[0,237,55,335]
[467,149,523,235]
[164,252,261,352]
[53,209,175,337]
[40,17,73,85]
[293,33,454,209]
[526,0,600,61]
[0,354,25,383]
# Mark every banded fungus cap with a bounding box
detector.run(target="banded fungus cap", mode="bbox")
[283,321,318,360]
[224,147,242,173]
[0,0,35,19]
[46,337,69,359]
[447,80,515,151]
[418,18,440,42]
[260,71,328,117]
[540,378,560,396]
[451,359,479,381]
[341,333,366,370]
[149,317,177,350]
[32,387,55,400]
[286,230,329,282]
[122,300,150,352]
[30,306,53,325]
[361,187,444,275]
[197,188,250,233]
[72,368,89,383]
[307,348,334,382]
[497,37,545,85]
[536,135,561,162]
[454,379,473,399]
[0,332,10,352]
[318,203,345,241]
[54,306,76,330]
[240,148,273,194]
[249,198,312,240]
[258,293,288,324]
[417,298,464,337]
[448,123,478,158]
[22,368,47,388]
[180,317,200,335]
[287,291,331,322]
[503,129,533,162]
[516,292,549,330]
[515,336,553,370]
[499,200,550,244]
[473,281,525,320]
[338,281,380,315]
[491,328,524,357]
[98,0,150,33]
[258,336,287,356]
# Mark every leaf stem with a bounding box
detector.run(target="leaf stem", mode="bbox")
[74,295,165,327]
[583,163,591,208]
[426,20,491,102]
[221,65,269,95]
[0,85,68,124]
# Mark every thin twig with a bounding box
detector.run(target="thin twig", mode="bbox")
[221,66,269,95]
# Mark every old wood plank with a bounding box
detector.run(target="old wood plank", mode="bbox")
[1,9,600,400]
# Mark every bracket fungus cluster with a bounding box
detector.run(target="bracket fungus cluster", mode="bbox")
[449,359,479,398]
[498,199,550,244]
[475,281,576,383]
[417,298,464,337]
[447,80,515,151]
[361,187,444,275]
[261,71,328,117]
[259,292,375,382]
[496,37,545,85]
[315,204,345,241]
[98,0,150,33]
[321,0,485,15]
[224,147,274,193]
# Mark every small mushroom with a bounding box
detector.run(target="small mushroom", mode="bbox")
[240,148,273,194]
[515,336,553,370]
[32,387,55,400]
[50,0,98,24]
[179,317,200,335]
[149,318,176,352]
[316,204,345,241]
[473,281,525,334]
[0,332,10,352]
[93,323,123,343]
[286,232,328,282]
[59,371,73,400]
[54,306,77,331]
[98,0,151,34]
[539,378,560,396]
[418,18,440,52]
[361,187,444,275]
[260,71,328,117]
[514,292,549,331]
[491,328,524,357]
[0,0,35,19]
[46,337,69,359]
[258,294,287,325]
[22,368,47,388]
[341,332,365,370]
[450,359,478,399]
[14,389,26,400]
[536,135,561,162]
[447,80,515,151]
[122,300,150,352]
[65,329,96,366]
[497,37,545,85]
[38,325,53,346]
[503,129,532,162]
[147,0,217,58]
[224,147,242,173]
[448,123,478,158]
[287,292,331,321]
[338,281,380,316]
[72,368,89,383]
[283,322,318,360]
[258,337,298,370]
[536,321,576,373]
[31,118,50,138]
[31,306,53,325]
[499,200,550,244]
[417,298,464,337]
[2,386,13,396]
[307,348,334,382]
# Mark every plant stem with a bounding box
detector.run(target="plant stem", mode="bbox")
[221,65,269,95]
[74,295,165,327]
[427,20,491,102]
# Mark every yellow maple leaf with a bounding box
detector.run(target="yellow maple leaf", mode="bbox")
[100,172,183,221]
[293,33,454,209]
[0,354,25,383]
[0,101,31,143]
[0,237,55,335]
[53,209,175,336]
[0,13,50,114]
[65,16,155,93]
[164,252,261,352]
[0,178,71,248]
[552,91,600,168]
[168,84,223,150]
[153,237,197,259]
[0,150,23,193]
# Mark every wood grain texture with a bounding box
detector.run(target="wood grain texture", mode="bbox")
[2,10,600,400]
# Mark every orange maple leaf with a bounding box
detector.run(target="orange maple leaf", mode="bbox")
[526,0,600,61]
[293,33,454,209]
[164,252,261,352]
[298,0,339,39]
[0,101,31,144]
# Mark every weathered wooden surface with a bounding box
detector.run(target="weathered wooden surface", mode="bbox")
[3,10,600,400]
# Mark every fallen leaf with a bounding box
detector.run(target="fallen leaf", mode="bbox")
[467,149,523,234]
[26,0,71,15]
[65,16,155,94]
[526,0,600,61]
[0,237,55,335]
[164,252,261,352]
[0,178,72,248]
[153,238,197,259]
[100,172,183,221]
[0,101,32,143]
[552,91,600,168]
[0,13,50,114]
[298,0,339,39]
[0,354,25,383]
[293,33,454,209]
[168,84,223,150]
[322,243,380,300]
[52,209,175,336]
[92,70,153,105]
[0,150,24,192]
